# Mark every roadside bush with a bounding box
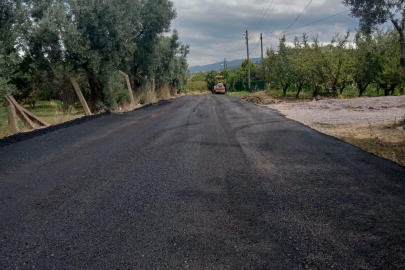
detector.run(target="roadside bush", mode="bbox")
[186,81,207,93]
[191,72,206,82]
[104,71,130,109]
[156,84,172,100]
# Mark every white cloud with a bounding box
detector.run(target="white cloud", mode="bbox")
[170,0,359,66]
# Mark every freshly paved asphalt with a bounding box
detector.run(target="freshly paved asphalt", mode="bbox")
[1,95,404,269]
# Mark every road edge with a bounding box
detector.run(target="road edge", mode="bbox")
[248,100,405,169]
[0,99,173,148]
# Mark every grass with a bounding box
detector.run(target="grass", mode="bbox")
[341,137,405,167]
[228,91,252,97]
[314,122,334,128]
[186,90,212,95]
[313,122,405,167]
[0,100,85,139]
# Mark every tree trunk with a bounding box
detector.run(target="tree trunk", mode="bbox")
[389,84,397,96]
[358,82,370,97]
[295,83,303,99]
[339,83,347,95]
[283,83,289,96]
[83,67,103,108]
[332,83,339,98]
[312,84,319,99]
[398,29,405,77]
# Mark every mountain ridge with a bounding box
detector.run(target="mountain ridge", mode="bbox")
[189,58,261,73]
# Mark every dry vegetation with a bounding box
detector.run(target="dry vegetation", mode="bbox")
[315,122,405,166]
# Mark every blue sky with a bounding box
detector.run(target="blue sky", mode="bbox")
[170,0,360,66]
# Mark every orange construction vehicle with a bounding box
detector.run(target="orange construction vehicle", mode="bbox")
[213,76,226,94]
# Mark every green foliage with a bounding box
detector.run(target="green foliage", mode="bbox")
[343,0,405,79]
[104,71,130,110]
[227,73,238,91]
[219,69,231,80]
[12,0,188,110]
[205,70,218,91]
[0,77,16,98]
[191,72,206,82]
[342,0,402,33]
[257,28,405,98]
[186,81,208,93]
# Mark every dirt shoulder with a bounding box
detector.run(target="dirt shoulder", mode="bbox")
[261,95,405,166]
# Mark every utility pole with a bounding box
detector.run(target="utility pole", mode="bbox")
[245,30,251,91]
[224,58,227,70]
[260,33,264,61]
[261,33,266,88]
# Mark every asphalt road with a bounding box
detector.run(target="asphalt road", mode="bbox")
[1,95,404,269]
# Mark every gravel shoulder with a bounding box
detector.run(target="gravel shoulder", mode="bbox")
[267,95,405,126]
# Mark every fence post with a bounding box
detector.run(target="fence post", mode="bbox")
[119,70,136,107]
[4,96,20,133]
[68,75,92,116]
[59,71,92,116]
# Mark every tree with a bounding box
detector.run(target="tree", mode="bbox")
[129,0,177,92]
[343,0,405,77]
[305,36,327,99]
[354,32,382,96]
[276,36,296,96]
[25,0,138,109]
[205,70,218,91]
[191,72,206,82]
[0,0,23,99]
[21,0,186,109]
[290,35,309,98]
[219,69,231,81]
[371,29,404,95]
[320,32,351,98]
[240,59,256,81]
[259,47,278,88]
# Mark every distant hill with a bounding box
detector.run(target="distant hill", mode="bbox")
[189,58,261,73]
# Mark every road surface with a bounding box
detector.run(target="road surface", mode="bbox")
[1,95,404,269]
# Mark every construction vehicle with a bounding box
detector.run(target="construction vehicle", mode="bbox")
[213,76,226,94]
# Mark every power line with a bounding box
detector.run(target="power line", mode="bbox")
[283,0,313,33]
[247,0,270,31]
[250,40,261,57]
[287,10,350,33]
[263,23,358,40]
[254,0,279,33]
[251,0,276,32]
[249,0,278,57]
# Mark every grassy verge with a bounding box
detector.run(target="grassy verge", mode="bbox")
[341,137,405,167]
[313,122,405,167]
[228,91,252,97]
[0,100,85,139]
[186,90,212,95]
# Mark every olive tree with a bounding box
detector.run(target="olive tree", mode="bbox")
[0,0,23,98]
[343,0,405,77]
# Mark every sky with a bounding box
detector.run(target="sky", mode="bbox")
[169,0,360,67]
